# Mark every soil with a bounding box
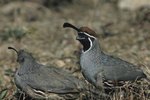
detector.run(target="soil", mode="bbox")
[0,0,150,99]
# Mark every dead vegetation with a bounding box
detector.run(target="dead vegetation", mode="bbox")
[0,0,150,99]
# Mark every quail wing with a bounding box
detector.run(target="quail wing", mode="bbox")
[101,55,146,81]
[19,65,83,94]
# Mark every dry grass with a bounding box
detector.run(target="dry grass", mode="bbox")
[0,0,150,99]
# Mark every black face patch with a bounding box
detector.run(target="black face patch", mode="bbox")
[77,32,95,52]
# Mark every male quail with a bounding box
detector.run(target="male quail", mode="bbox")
[63,22,147,88]
[8,47,87,99]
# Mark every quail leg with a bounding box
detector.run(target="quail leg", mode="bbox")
[95,72,104,92]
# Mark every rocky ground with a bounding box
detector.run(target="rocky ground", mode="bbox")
[0,0,150,99]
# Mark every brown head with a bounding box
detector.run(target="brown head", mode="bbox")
[63,22,98,52]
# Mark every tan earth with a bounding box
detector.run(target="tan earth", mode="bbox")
[0,0,150,99]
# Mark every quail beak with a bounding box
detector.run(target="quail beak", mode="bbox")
[76,35,80,40]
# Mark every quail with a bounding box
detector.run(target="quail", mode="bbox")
[63,22,147,89]
[8,47,87,99]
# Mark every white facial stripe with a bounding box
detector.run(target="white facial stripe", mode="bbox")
[83,38,93,53]
[78,32,97,39]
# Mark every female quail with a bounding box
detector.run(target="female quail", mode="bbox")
[8,47,87,99]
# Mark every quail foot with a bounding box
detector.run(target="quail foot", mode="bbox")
[63,22,147,90]
[8,47,87,100]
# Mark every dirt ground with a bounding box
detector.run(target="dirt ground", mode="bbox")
[0,0,150,99]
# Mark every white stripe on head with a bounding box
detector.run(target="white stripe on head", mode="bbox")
[78,32,97,39]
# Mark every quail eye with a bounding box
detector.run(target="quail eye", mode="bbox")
[79,35,86,39]
[20,57,24,62]
[79,33,85,36]
[17,57,24,63]
[78,33,88,39]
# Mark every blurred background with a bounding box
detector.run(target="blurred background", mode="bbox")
[0,0,149,99]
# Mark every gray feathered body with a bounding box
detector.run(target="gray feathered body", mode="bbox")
[15,58,85,99]
[80,39,146,86]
